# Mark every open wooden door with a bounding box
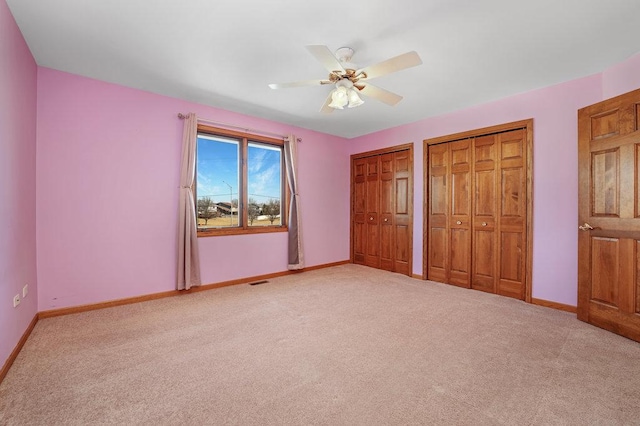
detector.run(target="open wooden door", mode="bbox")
[578,87,640,342]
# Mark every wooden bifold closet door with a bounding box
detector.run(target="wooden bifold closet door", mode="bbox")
[352,145,413,276]
[425,121,532,301]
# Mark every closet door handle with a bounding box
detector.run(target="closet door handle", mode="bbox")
[482,222,487,227]
[456,220,462,225]
[369,217,374,221]
[384,218,388,222]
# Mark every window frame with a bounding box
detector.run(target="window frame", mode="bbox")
[195,124,288,237]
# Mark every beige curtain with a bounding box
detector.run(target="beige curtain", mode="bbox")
[177,113,201,290]
[284,134,304,270]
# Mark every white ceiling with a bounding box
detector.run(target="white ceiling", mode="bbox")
[7,0,640,138]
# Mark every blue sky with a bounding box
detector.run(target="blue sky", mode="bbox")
[196,135,281,205]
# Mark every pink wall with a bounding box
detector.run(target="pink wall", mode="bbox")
[348,75,606,306]
[36,69,350,311]
[602,53,640,99]
[0,0,38,369]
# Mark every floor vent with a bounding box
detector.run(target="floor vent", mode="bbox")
[249,280,268,286]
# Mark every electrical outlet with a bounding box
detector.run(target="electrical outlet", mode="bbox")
[13,294,21,308]
[23,284,28,298]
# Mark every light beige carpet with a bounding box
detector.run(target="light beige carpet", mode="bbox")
[1,264,639,425]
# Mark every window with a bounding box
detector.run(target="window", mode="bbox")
[195,125,286,236]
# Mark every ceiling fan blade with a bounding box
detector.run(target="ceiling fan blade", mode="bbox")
[320,92,335,113]
[359,83,403,106]
[268,79,330,89]
[358,51,422,80]
[306,45,345,73]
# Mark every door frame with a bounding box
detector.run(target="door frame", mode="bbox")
[422,119,534,302]
[350,143,414,275]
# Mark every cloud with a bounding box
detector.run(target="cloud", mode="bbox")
[248,148,267,173]
[247,146,281,202]
[248,163,280,201]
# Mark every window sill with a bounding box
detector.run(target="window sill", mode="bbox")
[197,226,288,238]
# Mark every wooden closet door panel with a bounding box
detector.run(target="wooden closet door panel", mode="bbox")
[352,158,367,264]
[393,149,412,275]
[449,140,472,288]
[472,135,498,293]
[365,156,380,267]
[497,129,526,300]
[428,144,449,282]
[380,153,395,271]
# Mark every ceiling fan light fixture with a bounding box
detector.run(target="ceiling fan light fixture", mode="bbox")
[329,79,363,110]
[347,89,364,108]
[328,85,349,109]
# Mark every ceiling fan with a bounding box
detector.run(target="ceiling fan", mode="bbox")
[268,45,422,113]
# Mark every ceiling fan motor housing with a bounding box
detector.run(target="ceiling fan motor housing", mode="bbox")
[335,47,359,73]
[335,47,354,62]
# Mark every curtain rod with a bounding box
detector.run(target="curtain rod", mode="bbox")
[177,113,301,142]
